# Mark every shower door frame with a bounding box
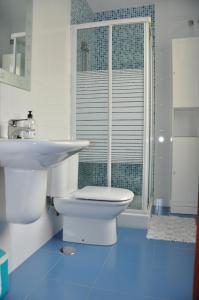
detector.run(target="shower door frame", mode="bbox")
[71,17,152,213]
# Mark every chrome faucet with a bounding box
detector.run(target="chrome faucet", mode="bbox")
[8,119,35,139]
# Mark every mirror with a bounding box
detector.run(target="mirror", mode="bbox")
[0,0,33,90]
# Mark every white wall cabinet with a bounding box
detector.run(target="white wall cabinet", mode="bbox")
[171,37,199,214]
[171,138,198,214]
[172,37,199,108]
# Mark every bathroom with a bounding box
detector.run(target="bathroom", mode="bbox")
[0,0,198,299]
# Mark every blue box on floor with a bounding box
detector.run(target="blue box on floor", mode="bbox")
[0,249,8,297]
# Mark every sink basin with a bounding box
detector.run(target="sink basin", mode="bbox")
[0,139,89,170]
[0,139,89,224]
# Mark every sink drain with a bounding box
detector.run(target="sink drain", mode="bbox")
[60,247,77,255]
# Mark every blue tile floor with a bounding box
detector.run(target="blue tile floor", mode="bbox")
[3,228,195,300]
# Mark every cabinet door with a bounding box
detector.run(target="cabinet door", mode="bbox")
[172,37,199,108]
[171,137,198,214]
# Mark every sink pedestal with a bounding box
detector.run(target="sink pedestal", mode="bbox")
[0,168,47,224]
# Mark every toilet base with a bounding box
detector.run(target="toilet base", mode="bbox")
[63,216,117,245]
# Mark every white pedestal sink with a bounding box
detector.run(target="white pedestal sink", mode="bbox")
[0,139,89,224]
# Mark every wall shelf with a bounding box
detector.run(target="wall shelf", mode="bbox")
[174,107,199,111]
[173,109,199,138]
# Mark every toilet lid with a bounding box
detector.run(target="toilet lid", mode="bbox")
[75,186,134,202]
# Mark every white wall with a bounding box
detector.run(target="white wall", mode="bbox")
[0,0,71,272]
[87,0,199,206]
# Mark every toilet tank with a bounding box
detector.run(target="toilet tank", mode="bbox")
[47,154,78,198]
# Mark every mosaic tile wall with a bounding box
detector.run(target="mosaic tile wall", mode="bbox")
[93,5,155,70]
[94,6,155,38]
[71,0,94,24]
[111,164,143,195]
[79,163,143,195]
[72,3,155,71]
[71,0,155,203]
[76,29,95,71]
[78,163,107,188]
[89,24,145,71]
[71,0,95,71]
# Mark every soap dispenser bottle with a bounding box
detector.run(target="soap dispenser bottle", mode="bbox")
[27,111,36,138]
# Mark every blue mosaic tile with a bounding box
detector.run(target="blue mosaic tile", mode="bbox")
[78,162,143,195]
[71,0,94,24]
[93,6,155,70]
[77,28,97,71]
[78,162,108,188]
[111,163,143,195]
[72,1,155,72]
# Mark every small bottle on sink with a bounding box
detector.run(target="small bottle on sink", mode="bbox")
[26,111,36,138]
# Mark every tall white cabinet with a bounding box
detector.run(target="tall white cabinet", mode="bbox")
[171,37,199,215]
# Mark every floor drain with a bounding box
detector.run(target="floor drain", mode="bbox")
[60,247,77,255]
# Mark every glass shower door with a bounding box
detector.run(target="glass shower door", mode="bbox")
[111,23,145,210]
[73,19,152,212]
[75,27,109,188]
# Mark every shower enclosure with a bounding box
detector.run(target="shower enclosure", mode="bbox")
[71,17,153,214]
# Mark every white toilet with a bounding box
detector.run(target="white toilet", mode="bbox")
[48,160,134,245]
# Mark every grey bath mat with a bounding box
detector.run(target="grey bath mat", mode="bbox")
[147,215,196,243]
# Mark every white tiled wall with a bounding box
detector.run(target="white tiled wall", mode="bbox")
[0,0,71,271]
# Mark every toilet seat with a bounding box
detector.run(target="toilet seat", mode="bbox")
[75,186,134,202]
